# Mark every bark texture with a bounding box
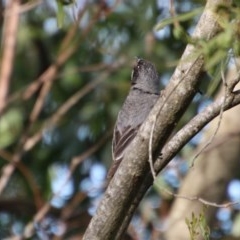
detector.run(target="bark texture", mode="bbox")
[83,0,233,239]
[164,65,240,240]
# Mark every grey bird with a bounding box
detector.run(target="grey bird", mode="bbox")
[107,58,160,180]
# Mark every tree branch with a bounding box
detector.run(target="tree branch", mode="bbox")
[0,0,20,114]
[83,0,233,239]
[116,62,240,240]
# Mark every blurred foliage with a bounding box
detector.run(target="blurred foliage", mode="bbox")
[0,108,23,148]
[0,0,240,239]
[186,208,210,240]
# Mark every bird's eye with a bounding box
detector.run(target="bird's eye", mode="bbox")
[137,59,144,68]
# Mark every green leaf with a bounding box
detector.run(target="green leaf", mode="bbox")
[154,7,203,31]
[0,108,23,148]
[56,0,65,28]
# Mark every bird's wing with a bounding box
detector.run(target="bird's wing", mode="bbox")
[107,125,139,180]
[113,125,139,161]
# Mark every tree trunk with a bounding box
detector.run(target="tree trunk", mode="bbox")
[164,65,240,240]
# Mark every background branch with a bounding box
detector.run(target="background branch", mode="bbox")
[0,0,20,114]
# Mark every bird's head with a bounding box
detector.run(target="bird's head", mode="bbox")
[131,58,159,94]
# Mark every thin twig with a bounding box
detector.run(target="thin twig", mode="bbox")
[117,76,240,240]
[7,62,112,107]
[156,185,239,208]
[169,0,180,29]
[23,67,119,151]
[17,132,111,239]
[0,2,111,196]
[190,63,230,167]
[0,150,44,209]
[148,116,157,179]
[1,1,100,112]
[147,57,200,178]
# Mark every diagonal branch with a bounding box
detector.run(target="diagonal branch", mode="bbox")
[0,0,20,114]
[83,0,233,239]
[117,76,240,240]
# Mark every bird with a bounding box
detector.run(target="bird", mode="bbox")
[107,58,160,180]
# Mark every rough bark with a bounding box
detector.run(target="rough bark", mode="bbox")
[117,70,240,240]
[83,0,233,239]
[164,65,240,240]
